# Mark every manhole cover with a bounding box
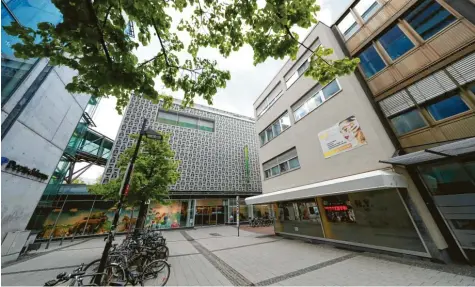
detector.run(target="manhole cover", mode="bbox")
[209,233,221,236]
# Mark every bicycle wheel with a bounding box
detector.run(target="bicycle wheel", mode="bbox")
[156,245,169,261]
[84,259,126,285]
[141,260,170,286]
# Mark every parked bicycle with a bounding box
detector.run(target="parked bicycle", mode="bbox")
[249,217,273,227]
[44,228,171,286]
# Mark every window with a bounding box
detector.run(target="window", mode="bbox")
[286,59,311,88]
[338,13,360,39]
[157,111,178,125]
[274,200,324,238]
[259,113,291,146]
[404,0,456,40]
[293,80,342,121]
[427,95,470,121]
[256,85,283,117]
[358,45,387,78]
[390,109,427,135]
[157,110,215,132]
[355,0,381,21]
[297,60,310,76]
[322,80,341,100]
[199,119,214,132]
[378,25,415,60]
[289,158,300,169]
[263,148,299,179]
[178,115,198,129]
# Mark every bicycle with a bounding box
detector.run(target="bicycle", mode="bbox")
[44,263,124,286]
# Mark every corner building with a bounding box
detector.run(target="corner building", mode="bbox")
[333,0,475,264]
[103,96,262,227]
[246,22,451,262]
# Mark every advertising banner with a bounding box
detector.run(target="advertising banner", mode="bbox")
[318,116,367,158]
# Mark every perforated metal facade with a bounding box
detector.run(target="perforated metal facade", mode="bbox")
[103,96,262,194]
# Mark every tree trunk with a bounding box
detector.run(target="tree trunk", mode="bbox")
[134,200,149,235]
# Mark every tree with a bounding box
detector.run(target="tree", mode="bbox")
[3,0,360,114]
[72,178,86,184]
[89,133,180,230]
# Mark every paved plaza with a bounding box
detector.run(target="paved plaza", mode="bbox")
[2,226,475,286]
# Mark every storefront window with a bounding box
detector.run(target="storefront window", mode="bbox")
[252,204,270,218]
[274,199,324,238]
[418,161,475,263]
[319,189,426,253]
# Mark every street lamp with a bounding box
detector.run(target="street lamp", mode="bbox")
[95,118,162,284]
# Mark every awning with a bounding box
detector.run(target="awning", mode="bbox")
[380,137,475,166]
[245,170,407,205]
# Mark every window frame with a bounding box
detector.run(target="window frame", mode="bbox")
[425,94,472,122]
[338,12,360,40]
[355,0,382,22]
[285,57,313,89]
[377,24,416,61]
[292,79,342,122]
[156,109,215,132]
[388,108,428,136]
[256,90,283,118]
[259,112,291,146]
[357,44,388,79]
[403,0,457,42]
[264,156,301,180]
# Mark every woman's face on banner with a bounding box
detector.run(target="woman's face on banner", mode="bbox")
[339,119,360,141]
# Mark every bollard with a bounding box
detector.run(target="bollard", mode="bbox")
[60,233,65,246]
[45,234,53,250]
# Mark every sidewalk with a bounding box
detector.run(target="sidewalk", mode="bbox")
[2,226,475,286]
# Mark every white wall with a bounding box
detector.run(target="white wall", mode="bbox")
[1,66,90,240]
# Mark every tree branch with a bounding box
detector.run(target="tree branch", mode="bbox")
[152,17,203,75]
[138,54,163,67]
[283,25,330,66]
[102,5,113,28]
[85,0,113,67]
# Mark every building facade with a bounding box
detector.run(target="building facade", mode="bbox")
[333,0,475,264]
[246,22,451,262]
[1,0,92,259]
[102,95,263,227]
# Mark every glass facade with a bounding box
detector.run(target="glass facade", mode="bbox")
[418,161,475,264]
[358,45,386,78]
[1,0,62,103]
[426,95,470,121]
[378,25,415,60]
[271,189,427,254]
[390,109,427,135]
[404,0,456,40]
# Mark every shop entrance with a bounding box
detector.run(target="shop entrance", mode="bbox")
[194,199,225,226]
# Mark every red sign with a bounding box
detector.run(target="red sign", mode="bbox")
[324,205,348,211]
[124,184,130,196]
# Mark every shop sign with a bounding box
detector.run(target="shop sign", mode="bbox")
[318,116,367,159]
[1,157,48,181]
[244,145,250,183]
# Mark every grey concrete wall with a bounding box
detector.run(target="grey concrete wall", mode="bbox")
[254,23,396,194]
[1,65,90,240]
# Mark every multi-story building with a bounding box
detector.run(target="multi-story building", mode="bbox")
[102,96,263,227]
[245,22,452,262]
[1,0,93,261]
[332,0,475,264]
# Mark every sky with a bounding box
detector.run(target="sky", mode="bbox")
[77,0,353,183]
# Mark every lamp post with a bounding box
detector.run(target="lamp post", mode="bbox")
[95,118,162,284]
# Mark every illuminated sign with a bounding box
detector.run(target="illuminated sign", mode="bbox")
[1,157,48,181]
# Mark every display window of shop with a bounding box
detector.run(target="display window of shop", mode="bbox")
[418,160,475,264]
[273,199,324,238]
[319,189,427,253]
